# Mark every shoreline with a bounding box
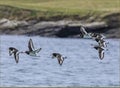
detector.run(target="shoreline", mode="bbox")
[0,18,120,38]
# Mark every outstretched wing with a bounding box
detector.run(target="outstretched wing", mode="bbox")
[58,57,64,66]
[34,48,42,53]
[58,59,63,66]
[80,26,88,36]
[103,41,107,48]
[14,53,19,63]
[99,50,104,60]
[28,38,35,51]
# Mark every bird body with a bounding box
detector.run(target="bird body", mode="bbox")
[25,48,41,56]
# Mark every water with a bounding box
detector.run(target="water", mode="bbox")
[0,35,120,87]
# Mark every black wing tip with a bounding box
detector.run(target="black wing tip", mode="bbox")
[60,64,62,66]
[15,58,19,63]
[16,61,19,63]
[100,57,104,60]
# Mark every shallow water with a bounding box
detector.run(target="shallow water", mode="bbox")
[0,35,120,87]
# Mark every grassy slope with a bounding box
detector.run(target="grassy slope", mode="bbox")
[0,0,119,20]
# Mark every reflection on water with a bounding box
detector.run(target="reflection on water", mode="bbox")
[0,35,120,87]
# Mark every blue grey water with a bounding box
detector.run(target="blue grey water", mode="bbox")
[0,35,120,87]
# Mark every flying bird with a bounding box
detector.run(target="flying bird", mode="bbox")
[9,47,22,63]
[98,39,108,48]
[89,33,105,40]
[24,38,42,56]
[79,26,89,38]
[52,53,67,66]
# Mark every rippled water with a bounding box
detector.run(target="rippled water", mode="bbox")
[0,35,120,87]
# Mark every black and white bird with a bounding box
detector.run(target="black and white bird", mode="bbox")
[52,53,67,66]
[9,47,22,63]
[93,45,105,60]
[98,39,108,48]
[89,33,107,46]
[24,38,42,56]
[89,33,105,40]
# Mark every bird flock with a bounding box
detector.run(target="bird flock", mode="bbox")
[80,26,108,60]
[9,26,109,66]
[9,38,66,66]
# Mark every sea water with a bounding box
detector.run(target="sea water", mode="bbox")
[0,35,119,87]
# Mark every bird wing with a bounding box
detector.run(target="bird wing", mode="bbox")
[103,41,107,47]
[94,46,99,50]
[95,38,100,42]
[28,38,35,51]
[80,26,88,36]
[34,48,42,53]
[57,57,63,66]
[14,52,19,63]
[99,50,104,60]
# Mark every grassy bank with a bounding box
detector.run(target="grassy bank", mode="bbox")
[0,0,119,21]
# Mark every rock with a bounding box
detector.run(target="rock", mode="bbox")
[0,18,8,25]
[0,18,29,29]
[55,22,108,37]
[0,19,119,38]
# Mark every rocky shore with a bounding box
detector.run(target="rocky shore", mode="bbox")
[0,17,120,38]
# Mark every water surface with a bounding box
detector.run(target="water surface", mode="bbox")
[0,35,120,87]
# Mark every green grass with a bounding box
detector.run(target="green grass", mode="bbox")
[0,0,119,20]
